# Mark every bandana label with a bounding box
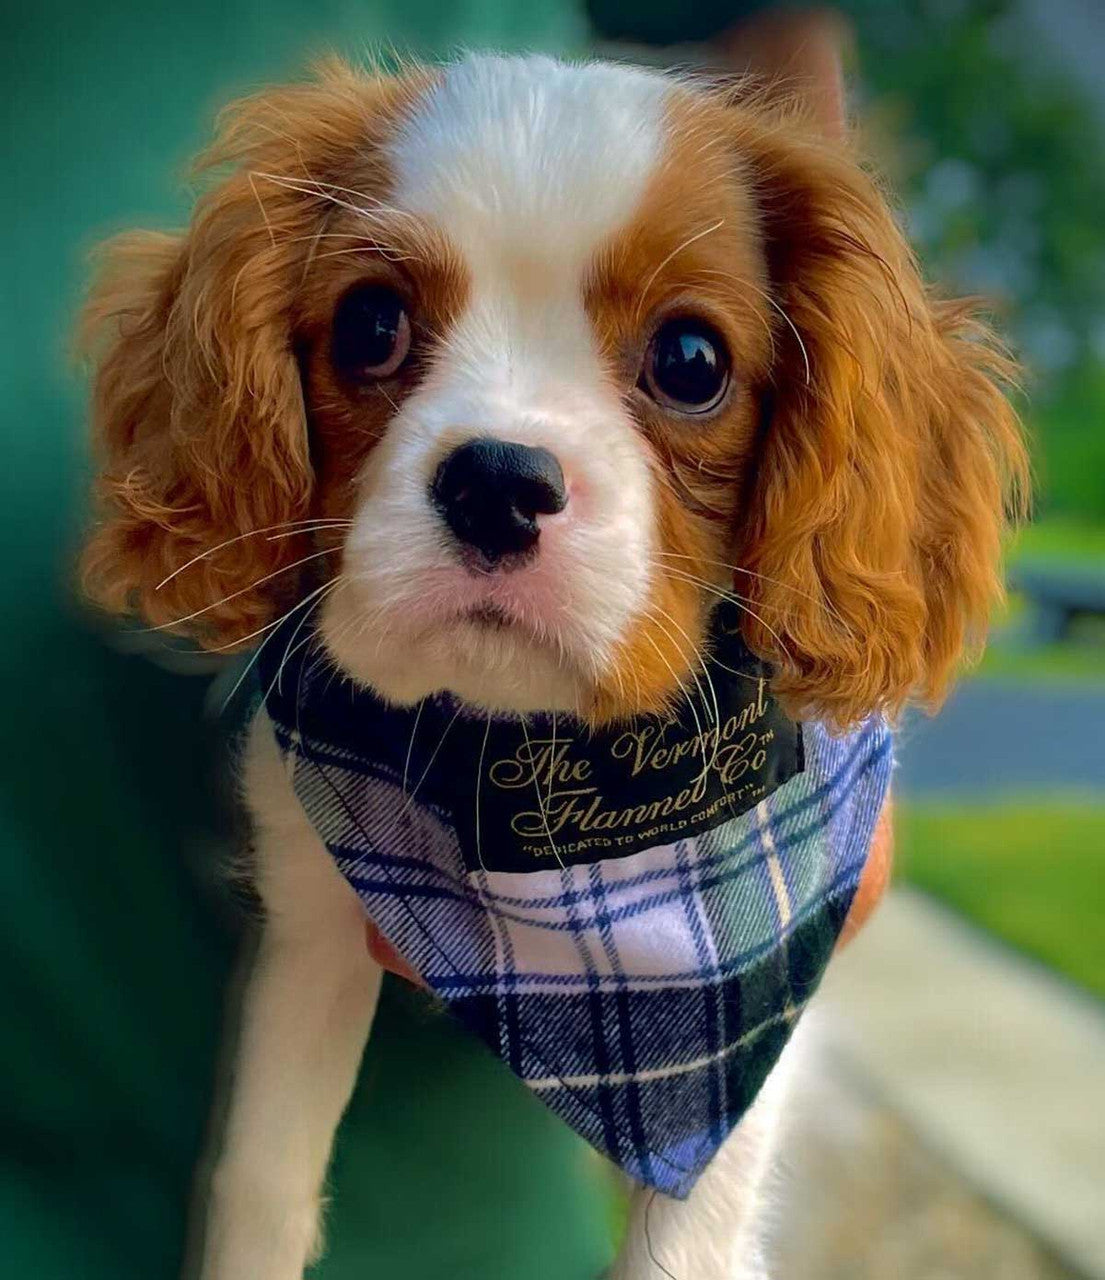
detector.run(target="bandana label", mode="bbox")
[257,596,892,1198]
[437,618,803,873]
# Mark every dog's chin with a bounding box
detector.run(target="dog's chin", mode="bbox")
[321,599,589,716]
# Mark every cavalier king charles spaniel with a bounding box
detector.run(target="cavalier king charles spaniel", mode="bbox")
[79,53,1026,1280]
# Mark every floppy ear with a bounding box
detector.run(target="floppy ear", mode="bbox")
[732,114,1029,728]
[79,61,405,649]
[79,189,314,649]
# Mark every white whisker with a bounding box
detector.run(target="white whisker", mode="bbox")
[653,551,850,633]
[643,607,722,782]
[520,715,566,871]
[691,265,810,385]
[156,519,351,590]
[638,628,707,762]
[634,219,725,324]
[219,577,340,714]
[149,545,341,633]
[270,577,343,701]
[399,707,462,818]
[661,565,792,658]
[402,700,426,798]
[474,713,493,872]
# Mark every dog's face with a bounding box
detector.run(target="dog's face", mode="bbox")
[306,59,774,718]
[81,55,1025,727]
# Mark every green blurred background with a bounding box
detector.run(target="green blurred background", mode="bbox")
[2,1,1102,1277]
[837,3,1105,1004]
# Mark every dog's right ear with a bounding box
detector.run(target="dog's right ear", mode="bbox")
[78,60,421,649]
[79,199,315,650]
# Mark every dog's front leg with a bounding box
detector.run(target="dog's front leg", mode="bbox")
[197,716,382,1280]
[610,1029,804,1280]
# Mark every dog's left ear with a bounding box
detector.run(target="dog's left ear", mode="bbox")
[730,112,1029,729]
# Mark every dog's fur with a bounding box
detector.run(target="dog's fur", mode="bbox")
[79,54,1026,1279]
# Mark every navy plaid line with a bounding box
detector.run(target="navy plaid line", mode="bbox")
[473,865,524,1076]
[336,820,867,977]
[292,725,888,923]
[330,743,885,941]
[515,987,807,1085]
[280,719,884,912]
[302,753,484,985]
[424,859,865,995]
[585,860,640,1174]
[278,728,456,826]
[301,748,702,1187]
[612,984,655,1185]
[555,861,623,1163]
[672,840,726,1151]
[487,946,829,1195]
[326,728,884,918]
[263,652,893,1198]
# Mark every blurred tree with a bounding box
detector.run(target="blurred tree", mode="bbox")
[849,0,1105,522]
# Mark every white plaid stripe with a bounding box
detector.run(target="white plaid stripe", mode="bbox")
[526,997,810,1091]
[268,699,892,1196]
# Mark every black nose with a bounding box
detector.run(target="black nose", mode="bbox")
[431,438,567,563]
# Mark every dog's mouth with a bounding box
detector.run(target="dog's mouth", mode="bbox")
[459,602,515,631]
[320,549,624,716]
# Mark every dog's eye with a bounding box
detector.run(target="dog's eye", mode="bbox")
[331,284,411,382]
[642,318,731,414]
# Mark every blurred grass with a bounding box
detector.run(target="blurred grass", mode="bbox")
[976,640,1105,683]
[1029,368,1105,528]
[971,516,1105,683]
[897,799,1105,1000]
[1009,517,1105,563]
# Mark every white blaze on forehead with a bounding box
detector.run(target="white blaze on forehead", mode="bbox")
[389,54,668,274]
[327,58,667,711]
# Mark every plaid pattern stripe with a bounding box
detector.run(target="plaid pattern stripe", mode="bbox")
[259,644,893,1197]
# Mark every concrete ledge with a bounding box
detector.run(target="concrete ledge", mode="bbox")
[816,888,1105,1279]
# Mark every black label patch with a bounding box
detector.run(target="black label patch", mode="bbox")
[438,606,804,874]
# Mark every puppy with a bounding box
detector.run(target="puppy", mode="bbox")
[79,54,1026,1280]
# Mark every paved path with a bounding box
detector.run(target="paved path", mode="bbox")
[814,888,1105,1279]
[772,1035,1076,1280]
[894,680,1105,795]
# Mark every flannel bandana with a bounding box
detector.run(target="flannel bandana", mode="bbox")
[256,618,893,1197]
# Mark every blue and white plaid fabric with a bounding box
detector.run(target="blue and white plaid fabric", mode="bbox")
[258,636,893,1197]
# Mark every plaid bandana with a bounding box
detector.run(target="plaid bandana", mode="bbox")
[257,611,892,1197]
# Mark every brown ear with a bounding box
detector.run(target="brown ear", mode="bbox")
[79,61,407,648]
[79,216,311,648]
[732,114,1028,728]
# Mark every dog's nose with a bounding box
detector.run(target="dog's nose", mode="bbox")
[431,438,567,563]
